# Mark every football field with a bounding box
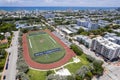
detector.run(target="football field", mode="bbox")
[27,31,65,64]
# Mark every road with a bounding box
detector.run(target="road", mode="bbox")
[73,41,120,80]
[41,20,120,80]
[73,40,104,61]
[2,31,19,80]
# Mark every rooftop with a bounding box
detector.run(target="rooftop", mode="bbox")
[77,19,87,22]
[0,39,8,44]
[94,37,120,50]
[77,35,92,43]
[61,28,73,34]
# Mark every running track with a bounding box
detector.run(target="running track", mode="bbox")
[22,29,76,70]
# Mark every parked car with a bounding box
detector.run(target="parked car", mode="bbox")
[3,75,6,80]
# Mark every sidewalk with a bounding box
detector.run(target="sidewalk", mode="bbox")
[1,31,19,80]
[73,40,104,61]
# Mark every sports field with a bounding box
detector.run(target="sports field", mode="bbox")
[27,31,65,64]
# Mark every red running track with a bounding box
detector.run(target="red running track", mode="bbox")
[22,29,76,70]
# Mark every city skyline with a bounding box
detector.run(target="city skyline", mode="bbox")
[0,0,120,7]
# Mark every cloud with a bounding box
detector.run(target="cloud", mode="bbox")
[5,0,19,3]
[0,0,120,7]
[44,0,53,3]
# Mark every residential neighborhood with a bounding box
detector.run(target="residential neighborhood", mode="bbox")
[0,1,120,80]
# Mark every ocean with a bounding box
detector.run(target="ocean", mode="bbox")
[0,7,117,11]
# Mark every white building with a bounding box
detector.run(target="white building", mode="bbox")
[48,20,55,25]
[113,20,120,24]
[104,33,120,45]
[67,25,77,33]
[61,28,73,35]
[76,19,99,31]
[57,25,74,35]
[16,24,27,29]
[77,19,89,27]
[91,37,120,61]
[5,32,11,38]
[77,35,92,48]
[98,20,110,27]
[43,13,55,19]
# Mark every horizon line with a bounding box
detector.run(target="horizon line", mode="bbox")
[0,6,119,8]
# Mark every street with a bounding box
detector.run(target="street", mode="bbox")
[1,31,19,80]
[41,20,120,80]
[73,41,104,61]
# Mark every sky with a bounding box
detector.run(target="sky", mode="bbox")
[0,0,120,7]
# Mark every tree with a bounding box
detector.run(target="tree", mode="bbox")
[86,55,95,62]
[18,37,22,45]
[112,25,120,29]
[69,38,72,42]
[75,75,83,80]
[21,28,29,33]
[16,72,29,80]
[80,32,89,36]
[0,49,6,58]
[47,74,67,80]
[16,31,30,80]
[33,26,37,31]
[85,71,93,80]
[77,28,85,34]
[17,60,29,73]
[0,23,16,32]
[100,28,106,32]
[70,44,83,55]
[92,60,104,76]
[67,75,75,80]
[46,71,52,76]
[0,35,5,40]
[19,31,23,36]
[75,59,103,80]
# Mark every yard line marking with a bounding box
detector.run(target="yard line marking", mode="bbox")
[29,39,32,48]
[49,36,56,44]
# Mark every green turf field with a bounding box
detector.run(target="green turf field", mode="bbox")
[27,31,65,64]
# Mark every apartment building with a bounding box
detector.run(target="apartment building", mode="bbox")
[104,33,120,45]
[76,19,99,31]
[77,35,92,48]
[98,20,110,27]
[43,13,55,19]
[91,37,120,61]
[113,20,120,24]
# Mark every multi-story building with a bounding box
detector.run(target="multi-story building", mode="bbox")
[98,20,110,27]
[104,33,120,45]
[77,19,89,27]
[76,18,99,31]
[43,13,55,19]
[61,28,73,35]
[77,35,92,48]
[113,20,120,24]
[48,20,55,25]
[91,37,120,61]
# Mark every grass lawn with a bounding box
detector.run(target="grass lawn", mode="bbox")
[65,54,90,73]
[27,69,54,80]
[0,44,8,49]
[27,54,90,80]
[0,51,7,72]
[0,35,12,72]
[27,31,65,64]
[0,57,6,72]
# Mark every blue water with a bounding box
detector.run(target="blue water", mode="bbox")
[0,7,117,11]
